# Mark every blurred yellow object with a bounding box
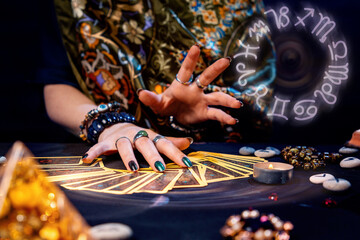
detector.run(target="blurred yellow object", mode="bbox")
[0,141,94,240]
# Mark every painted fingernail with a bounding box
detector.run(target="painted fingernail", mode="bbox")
[136,88,143,95]
[194,43,201,48]
[182,156,193,167]
[225,55,233,63]
[235,118,239,124]
[186,137,194,145]
[154,161,165,172]
[128,160,138,171]
[82,153,88,160]
[239,101,244,107]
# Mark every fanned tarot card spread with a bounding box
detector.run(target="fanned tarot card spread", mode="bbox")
[33,152,267,195]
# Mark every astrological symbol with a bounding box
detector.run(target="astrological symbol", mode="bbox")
[294,8,315,27]
[328,41,348,61]
[311,12,336,43]
[248,20,271,42]
[314,83,337,105]
[324,63,349,85]
[245,84,269,108]
[265,6,290,30]
[235,62,256,87]
[268,96,290,120]
[293,99,318,121]
[234,40,260,59]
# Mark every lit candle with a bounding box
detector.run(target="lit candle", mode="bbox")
[253,162,294,184]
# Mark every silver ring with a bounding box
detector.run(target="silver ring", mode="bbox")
[195,76,207,89]
[133,130,149,146]
[153,135,166,144]
[175,74,193,85]
[115,136,131,149]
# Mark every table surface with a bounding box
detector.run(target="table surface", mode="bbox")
[1,142,359,240]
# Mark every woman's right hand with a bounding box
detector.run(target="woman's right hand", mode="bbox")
[82,122,193,172]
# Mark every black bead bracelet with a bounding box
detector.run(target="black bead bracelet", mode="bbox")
[86,111,136,143]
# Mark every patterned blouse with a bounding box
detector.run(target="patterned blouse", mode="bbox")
[54,0,276,142]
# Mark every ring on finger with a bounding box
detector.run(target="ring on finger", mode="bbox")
[153,135,166,145]
[175,74,193,85]
[133,130,149,147]
[195,75,207,89]
[115,136,131,150]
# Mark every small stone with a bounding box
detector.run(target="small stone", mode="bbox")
[91,223,133,240]
[338,147,358,154]
[254,149,276,158]
[266,146,280,155]
[239,146,255,155]
[323,178,351,191]
[0,156,6,164]
[309,173,335,184]
[340,157,360,168]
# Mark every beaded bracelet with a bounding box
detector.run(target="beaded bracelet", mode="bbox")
[79,101,122,141]
[79,101,136,143]
[86,111,136,143]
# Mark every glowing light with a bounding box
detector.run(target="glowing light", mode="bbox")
[48,192,55,200]
[268,164,274,169]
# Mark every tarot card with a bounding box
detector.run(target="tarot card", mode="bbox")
[196,151,264,162]
[63,172,129,189]
[172,167,207,188]
[54,173,120,186]
[80,171,150,192]
[200,165,234,183]
[194,160,245,177]
[33,156,84,165]
[204,157,252,175]
[207,157,255,172]
[105,173,157,194]
[43,167,106,176]
[46,170,114,182]
[128,170,183,194]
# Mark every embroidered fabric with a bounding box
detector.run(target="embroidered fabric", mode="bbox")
[54,0,275,142]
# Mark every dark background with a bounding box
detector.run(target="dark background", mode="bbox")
[1,0,359,145]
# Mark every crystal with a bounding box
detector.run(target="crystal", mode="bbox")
[0,142,93,239]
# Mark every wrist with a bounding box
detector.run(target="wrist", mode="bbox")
[79,101,137,143]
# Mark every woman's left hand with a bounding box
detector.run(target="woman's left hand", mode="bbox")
[138,45,242,126]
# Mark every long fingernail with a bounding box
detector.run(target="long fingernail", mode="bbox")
[225,55,233,63]
[136,88,143,95]
[128,160,138,171]
[154,161,165,172]
[186,137,194,145]
[194,43,201,48]
[182,156,193,167]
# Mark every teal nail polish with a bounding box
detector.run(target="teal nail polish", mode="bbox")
[154,161,165,172]
[182,156,193,167]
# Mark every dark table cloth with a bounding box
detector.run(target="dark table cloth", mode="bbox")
[1,142,359,240]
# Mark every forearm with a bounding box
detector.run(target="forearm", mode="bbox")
[44,84,96,135]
